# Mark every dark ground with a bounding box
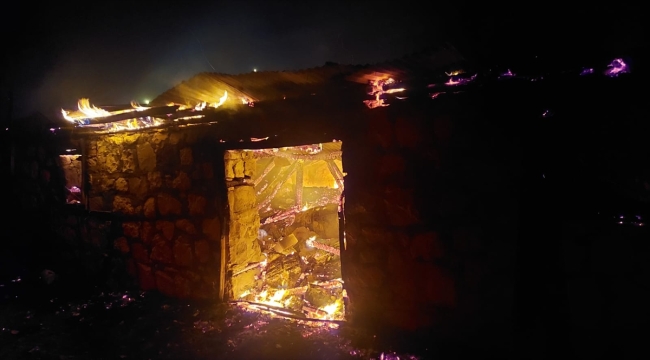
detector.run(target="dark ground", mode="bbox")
[0,279,440,360]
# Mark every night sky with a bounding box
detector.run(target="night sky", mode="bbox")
[2,1,647,119]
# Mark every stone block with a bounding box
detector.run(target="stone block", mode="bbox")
[114,237,130,253]
[231,268,259,298]
[100,177,116,192]
[229,208,259,240]
[131,243,150,264]
[141,222,155,245]
[180,147,193,166]
[175,219,197,234]
[157,193,182,216]
[172,172,191,192]
[152,131,168,146]
[113,196,135,214]
[121,149,136,173]
[151,242,173,265]
[144,197,156,218]
[122,222,140,238]
[243,158,256,177]
[202,217,221,241]
[230,185,256,213]
[147,171,162,189]
[174,275,192,298]
[194,240,210,263]
[137,263,156,290]
[100,153,119,173]
[89,197,104,211]
[224,150,241,160]
[169,132,181,145]
[224,159,236,180]
[128,177,149,199]
[173,242,193,267]
[188,194,206,216]
[137,143,156,172]
[156,220,175,241]
[233,159,245,178]
[155,271,176,297]
[115,178,128,192]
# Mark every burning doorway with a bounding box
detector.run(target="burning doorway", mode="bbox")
[224,141,346,321]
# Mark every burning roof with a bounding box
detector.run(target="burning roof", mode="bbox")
[56,45,634,136]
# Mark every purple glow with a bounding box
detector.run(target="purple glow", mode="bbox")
[580,68,594,75]
[542,109,553,118]
[604,58,629,77]
[430,92,445,99]
[499,69,515,79]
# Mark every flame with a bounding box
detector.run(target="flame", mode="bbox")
[384,88,405,94]
[445,70,464,76]
[194,102,207,111]
[254,289,286,307]
[320,298,343,317]
[364,78,404,109]
[61,109,75,122]
[333,180,339,189]
[77,98,111,118]
[209,91,228,108]
[62,98,112,122]
[130,101,150,111]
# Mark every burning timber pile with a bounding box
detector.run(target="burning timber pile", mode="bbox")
[231,143,345,321]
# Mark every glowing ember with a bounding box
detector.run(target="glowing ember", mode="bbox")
[604,58,629,77]
[306,236,340,256]
[364,78,404,109]
[445,74,477,86]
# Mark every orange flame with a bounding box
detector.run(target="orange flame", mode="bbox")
[209,91,228,108]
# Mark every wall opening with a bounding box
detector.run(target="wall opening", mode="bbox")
[224,141,346,320]
[59,153,83,205]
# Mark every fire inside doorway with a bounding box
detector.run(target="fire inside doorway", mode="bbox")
[224,141,346,321]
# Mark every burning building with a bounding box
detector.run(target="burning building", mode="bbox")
[36,46,547,339]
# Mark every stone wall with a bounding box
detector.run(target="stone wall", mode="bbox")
[74,99,517,341]
[84,128,225,299]
[341,98,517,343]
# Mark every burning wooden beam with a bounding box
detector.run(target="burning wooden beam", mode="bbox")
[295,161,303,210]
[257,161,299,210]
[306,237,340,256]
[71,105,179,125]
[325,160,344,190]
[254,160,275,187]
